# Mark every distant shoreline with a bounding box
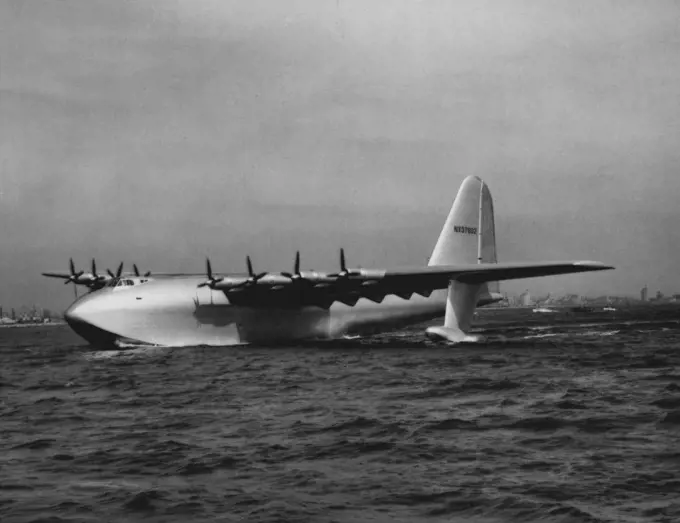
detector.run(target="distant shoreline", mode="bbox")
[482,302,680,311]
[0,322,66,329]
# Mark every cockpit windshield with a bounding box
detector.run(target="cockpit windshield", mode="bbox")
[105,277,150,289]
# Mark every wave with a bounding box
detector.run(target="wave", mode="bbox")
[4,305,680,523]
[523,329,620,340]
[83,346,170,360]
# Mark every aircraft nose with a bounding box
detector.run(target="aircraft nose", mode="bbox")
[64,295,118,347]
[64,298,97,326]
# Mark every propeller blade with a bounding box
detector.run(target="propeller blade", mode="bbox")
[329,248,363,280]
[131,264,150,277]
[197,258,223,288]
[330,248,348,278]
[91,259,97,277]
[69,258,76,276]
[107,269,114,278]
[246,256,254,277]
[116,262,123,278]
[282,251,305,283]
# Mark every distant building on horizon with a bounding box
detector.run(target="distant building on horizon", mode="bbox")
[641,285,648,302]
[519,290,532,307]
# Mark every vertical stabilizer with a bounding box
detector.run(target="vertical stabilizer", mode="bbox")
[426,176,499,343]
[429,175,497,267]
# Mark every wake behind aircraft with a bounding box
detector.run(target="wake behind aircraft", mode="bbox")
[50,176,613,348]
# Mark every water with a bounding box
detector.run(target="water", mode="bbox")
[2,305,680,522]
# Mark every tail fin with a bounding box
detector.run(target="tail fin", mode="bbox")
[426,176,500,343]
[429,175,497,267]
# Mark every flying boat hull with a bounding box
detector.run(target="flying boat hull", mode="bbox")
[65,277,451,347]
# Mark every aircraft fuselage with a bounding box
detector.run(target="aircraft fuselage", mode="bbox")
[65,276,496,347]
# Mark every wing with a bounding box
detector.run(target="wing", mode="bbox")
[42,272,72,280]
[209,260,613,308]
[337,260,613,304]
[382,260,614,288]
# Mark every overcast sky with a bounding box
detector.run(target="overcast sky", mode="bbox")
[2,0,679,311]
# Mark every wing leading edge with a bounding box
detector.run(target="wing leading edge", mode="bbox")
[198,260,612,308]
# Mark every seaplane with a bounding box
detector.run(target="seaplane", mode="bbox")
[49,176,613,348]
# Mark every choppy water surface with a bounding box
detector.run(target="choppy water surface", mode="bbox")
[2,305,680,522]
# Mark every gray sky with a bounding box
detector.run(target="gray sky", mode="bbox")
[2,0,680,311]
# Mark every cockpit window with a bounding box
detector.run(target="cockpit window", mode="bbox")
[109,277,151,289]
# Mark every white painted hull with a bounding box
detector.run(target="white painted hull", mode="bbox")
[65,276,450,347]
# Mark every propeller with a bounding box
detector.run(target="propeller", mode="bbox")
[329,248,362,280]
[197,256,267,291]
[91,258,123,286]
[197,258,223,288]
[107,262,124,279]
[64,258,84,285]
[133,264,152,277]
[281,251,305,283]
[225,256,268,291]
[279,251,330,291]
[237,256,268,287]
[63,258,84,299]
[90,258,109,282]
